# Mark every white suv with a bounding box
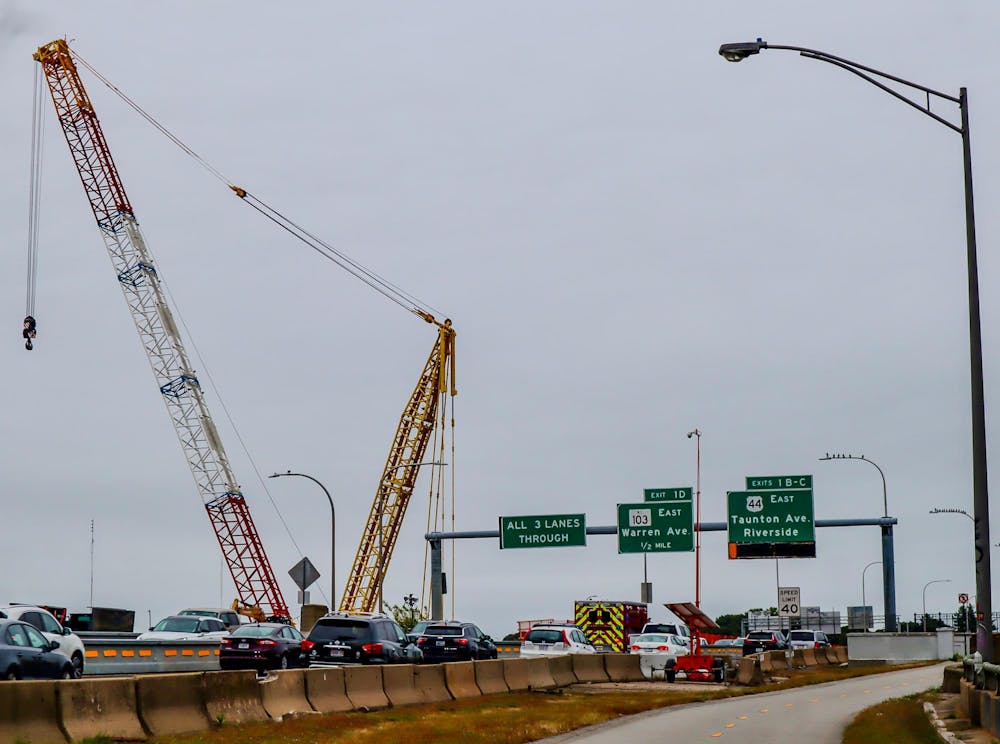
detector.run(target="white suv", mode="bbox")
[0,604,86,677]
[786,629,831,650]
[520,625,596,656]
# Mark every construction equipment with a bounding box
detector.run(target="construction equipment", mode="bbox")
[339,318,456,613]
[33,39,289,621]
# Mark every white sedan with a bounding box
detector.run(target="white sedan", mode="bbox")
[137,615,229,641]
[629,633,690,657]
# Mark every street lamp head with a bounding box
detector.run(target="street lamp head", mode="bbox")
[719,40,767,62]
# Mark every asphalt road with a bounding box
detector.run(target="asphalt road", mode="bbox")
[536,662,947,744]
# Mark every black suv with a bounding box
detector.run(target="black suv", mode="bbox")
[416,621,498,662]
[742,630,788,656]
[303,613,421,666]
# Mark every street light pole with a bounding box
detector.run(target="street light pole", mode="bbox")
[268,471,336,609]
[820,453,895,631]
[861,561,882,632]
[721,40,991,659]
[923,579,952,632]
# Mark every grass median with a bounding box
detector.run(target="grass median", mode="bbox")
[149,661,940,744]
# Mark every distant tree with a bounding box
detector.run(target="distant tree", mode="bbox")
[385,596,427,632]
[714,613,746,636]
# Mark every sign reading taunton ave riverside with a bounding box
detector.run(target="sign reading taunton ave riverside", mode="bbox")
[727,474,815,559]
[499,513,586,549]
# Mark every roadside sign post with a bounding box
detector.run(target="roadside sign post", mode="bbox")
[498,514,586,549]
[778,586,801,618]
[727,475,816,559]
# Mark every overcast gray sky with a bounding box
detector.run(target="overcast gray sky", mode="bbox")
[2,1,999,638]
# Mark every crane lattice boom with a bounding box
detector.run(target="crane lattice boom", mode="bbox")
[34,39,289,619]
[340,321,455,613]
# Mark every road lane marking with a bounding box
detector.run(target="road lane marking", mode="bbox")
[711,732,723,737]
[738,716,749,720]
[784,703,794,708]
[726,723,736,728]
[863,690,872,694]
[809,698,819,703]
[759,708,769,713]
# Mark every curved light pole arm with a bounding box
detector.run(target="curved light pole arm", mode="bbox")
[269,471,336,608]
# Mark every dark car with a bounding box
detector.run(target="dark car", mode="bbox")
[416,621,498,662]
[742,630,788,656]
[0,619,75,680]
[303,613,421,666]
[220,622,306,671]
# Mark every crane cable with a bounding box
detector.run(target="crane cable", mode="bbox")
[24,64,45,349]
[70,48,447,328]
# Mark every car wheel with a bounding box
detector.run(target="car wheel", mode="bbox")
[279,654,289,670]
[71,652,84,679]
[60,665,74,680]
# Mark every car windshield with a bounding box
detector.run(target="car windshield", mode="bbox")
[153,617,201,633]
[179,610,219,618]
[424,626,463,636]
[310,620,371,643]
[748,632,776,640]
[231,626,276,638]
[633,634,670,643]
[410,621,430,635]
[526,629,564,643]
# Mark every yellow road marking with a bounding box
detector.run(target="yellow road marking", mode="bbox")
[784,703,794,708]
[726,723,736,728]
[809,698,819,703]
[738,715,749,720]
[882,685,892,689]
[759,708,769,713]
[711,733,723,738]
[839,693,847,698]
[863,690,872,694]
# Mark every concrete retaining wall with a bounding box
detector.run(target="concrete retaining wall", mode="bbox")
[202,670,269,725]
[444,661,482,699]
[136,672,211,737]
[548,655,578,687]
[382,665,423,707]
[847,630,953,663]
[571,654,610,683]
[58,677,146,742]
[259,669,314,720]
[415,663,453,703]
[503,658,532,692]
[0,680,66,744]
[474,659,510,695]
[344,665,389,710]
[604,653,644,682]
[304,667,353,713]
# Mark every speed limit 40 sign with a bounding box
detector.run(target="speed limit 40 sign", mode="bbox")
[778,586,801,617]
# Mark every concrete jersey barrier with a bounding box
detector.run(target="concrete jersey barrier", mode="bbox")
[791,649,806,667]
[503,658,533,692]
[736,657,764,685]
[522,657,557,690]
[304,667,353,713]
[344,665,389,710]
[834,646,849,663]
[136,672,211,737]
[769,650,789,671]
[473,659,510,695]
[0,679,67,744]
[202,670,269,725]
[382,664,423,707]
[260,669,315,720]
[415,663,454,703]
[801,648,818,666]
[822,646,840,664]
[58,676,146,742]
[571,654,610,683]
[547,655,578,687]
[604,653,644,682]
[444,661,482,699]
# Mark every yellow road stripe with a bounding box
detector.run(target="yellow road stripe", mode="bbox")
[759,708,769,713]
[738,715,748,720]
[725,723,735,728]
[711,733,723,738]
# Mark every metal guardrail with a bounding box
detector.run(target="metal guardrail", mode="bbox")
[82,638,220,675]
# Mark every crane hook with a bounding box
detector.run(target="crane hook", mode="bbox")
[22,316,37,351]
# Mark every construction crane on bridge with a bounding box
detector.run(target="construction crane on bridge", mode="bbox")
[34,39,459,619]
[32,39,289,621]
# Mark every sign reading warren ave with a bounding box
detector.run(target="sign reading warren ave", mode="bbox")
[728,474,815,559]
[499,513,586,549]
[617,495,694,554]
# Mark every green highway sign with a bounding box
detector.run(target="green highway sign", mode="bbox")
[617,499,694,553]
[728,475,815,559]
[746,475,812,490]
[499,513,586,549]
[644,487,693,502]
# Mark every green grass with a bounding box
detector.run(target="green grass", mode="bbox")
[842,694,943,744]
